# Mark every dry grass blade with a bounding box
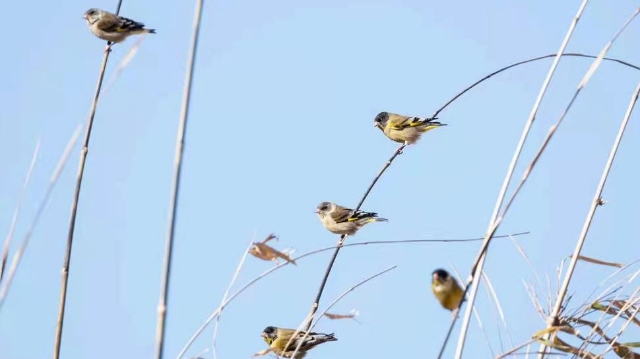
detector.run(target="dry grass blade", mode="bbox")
[0,125,82,312]
[601,296,640,356]
[248,233,297,265]
[509,235,543,288]
[211,237,255,359]
[449,266,496,357]
[572,255,624,268]
[495,339,537,359]
[103,35,148,94]
[154,0,204,357]
[452,1,591,357]
[538,12,640,353]
[0,139,41,283]
[482,271,514,350]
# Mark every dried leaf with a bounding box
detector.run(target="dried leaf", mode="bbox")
[324,309,360,322]
[571,254,624,268]
[248,234,296,265]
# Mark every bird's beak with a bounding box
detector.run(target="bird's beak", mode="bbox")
[261,333,268,338]
[432,273,439,282]
[373,122,379,128]
[314,209,320,213]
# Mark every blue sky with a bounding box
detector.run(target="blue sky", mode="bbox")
[2,0,640,358]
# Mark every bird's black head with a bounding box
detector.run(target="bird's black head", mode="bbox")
[373,111,389,128]
[432,268,450,283]
[262,326,277,339]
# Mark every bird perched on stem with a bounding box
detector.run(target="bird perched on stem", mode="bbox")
[260,326,337,359]
[315,201,388,236]
[374,111,446,145]
[83,8,155,49]
[431,268,464,311]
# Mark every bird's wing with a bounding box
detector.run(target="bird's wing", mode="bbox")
[347,209,378,222]
[330,205,355,223]
[386,113,413,129]
[95,12,122,32]
[388,114,441,129]
[100,14,146,32]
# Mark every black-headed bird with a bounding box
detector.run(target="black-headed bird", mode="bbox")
[431,269,464,311]
[374,111,446,145]
[260,326,337,358]
[315,201,388,236]
[83,8,155,46]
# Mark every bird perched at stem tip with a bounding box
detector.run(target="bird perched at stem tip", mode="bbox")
[260,326,337,359]
[431,268,464,312]
[315,201,388,236]
[83,8,155,49]
[374,111,446,145]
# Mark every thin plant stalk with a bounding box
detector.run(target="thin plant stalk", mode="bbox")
[53,2,124,357]
[537,62,640,358]
[452,1,590,357]
[154,0,204,357]
[302,142,404,332]
[211,238,255,359]
[288,265,397,359]
[0,139,41,282]
[0,126,82,312]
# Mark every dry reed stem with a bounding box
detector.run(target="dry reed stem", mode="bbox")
[0,139,41,283]
[495,339,538,359]
[53,1,125,357]
[174,232,524,358]
[450,266,497,357]
[0,125,82,312]
[211,237,255,359]
[154,0,204,357]
[452,1,591,357]
[537,10,640,356]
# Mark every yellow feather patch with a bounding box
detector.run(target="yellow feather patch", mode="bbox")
[418,125,441,133]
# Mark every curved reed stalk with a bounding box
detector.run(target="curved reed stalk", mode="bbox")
[154,0,205,358]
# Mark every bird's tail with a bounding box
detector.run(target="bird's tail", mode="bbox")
[309,332,338,343]
[147,29,157,34]
[348,210,386,223]
[409,116,447,132]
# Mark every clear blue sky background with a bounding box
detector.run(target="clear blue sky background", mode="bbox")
[2,0,640,358]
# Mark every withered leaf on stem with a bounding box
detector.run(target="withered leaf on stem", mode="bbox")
[248,233,297,265]
[324,309,360,323]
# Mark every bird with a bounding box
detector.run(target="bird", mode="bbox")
[83,8,155,47]
[373,111,446,145]
[315,201,388,236]
[431,268,464,311]
[260,326,337,359]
